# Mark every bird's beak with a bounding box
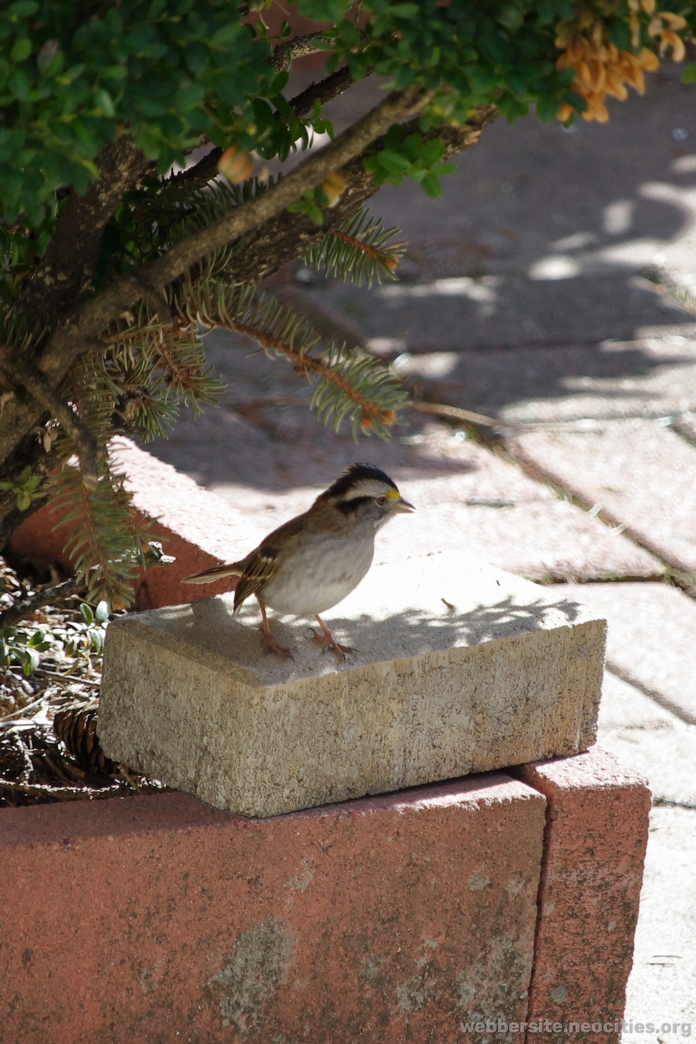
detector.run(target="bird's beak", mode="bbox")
[393,497,415,513]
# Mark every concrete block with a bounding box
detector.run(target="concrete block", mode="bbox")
[517,746,651,1044]
[507,419,696,575]
[98,552,605,817]
[559,582,696,725]
[0,774,546,1044]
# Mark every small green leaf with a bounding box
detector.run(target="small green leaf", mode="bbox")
[16,491,31,511]
[8,0,39,15]
[682,62,696,85]
[11,38,32,63]
[8,70,30,102]
[419,137,445,168]
[338,19,361,47]
[384,125,402,150]
[401,133,423,163]
[496,4,524,29]
[307,202,324,225]
[536,94,560,123]
[95,600,109,623]
[23,646,40,674]
[377,149,411,173]
[102,64,127,80]
[420,172,442,198]
[80,603,94,625]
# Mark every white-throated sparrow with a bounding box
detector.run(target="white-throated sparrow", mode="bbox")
[181,462,414,659]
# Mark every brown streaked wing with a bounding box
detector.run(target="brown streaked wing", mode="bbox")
[232,514,307,610]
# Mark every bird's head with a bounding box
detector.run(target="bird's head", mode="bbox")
[320,462,415,528]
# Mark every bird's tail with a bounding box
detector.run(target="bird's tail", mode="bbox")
[180,562,245,585]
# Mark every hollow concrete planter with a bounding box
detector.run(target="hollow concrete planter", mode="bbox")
[4,440,651,1043]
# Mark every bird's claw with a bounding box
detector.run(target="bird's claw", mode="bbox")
[261,631,294,660]
[309,627,353,660]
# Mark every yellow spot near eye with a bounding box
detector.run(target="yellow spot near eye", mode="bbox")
[387,489,400,500]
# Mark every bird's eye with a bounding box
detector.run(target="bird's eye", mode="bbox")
[375,495,388,507]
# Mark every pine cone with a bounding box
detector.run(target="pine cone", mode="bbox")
[53,707,119,777]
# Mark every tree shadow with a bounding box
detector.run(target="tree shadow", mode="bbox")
[153,589,589,680]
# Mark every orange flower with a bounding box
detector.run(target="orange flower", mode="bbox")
[555,5,687,124]
[217,146,254,184]
[321,173,347,208]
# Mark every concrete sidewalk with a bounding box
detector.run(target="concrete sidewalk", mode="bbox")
[145,60,696,1040]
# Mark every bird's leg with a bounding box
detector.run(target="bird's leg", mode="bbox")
[258,598,293,659]
[310,615,354,660]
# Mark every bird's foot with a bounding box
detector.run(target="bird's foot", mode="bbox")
[310,616,353,660]
[262,630,294,659]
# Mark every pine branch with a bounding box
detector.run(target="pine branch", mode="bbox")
[177,282,409,438]
[301,209,407,287]
[104,303,225,419]
[205,105,499,288]
[50,451,152,608]
[0,99,495,470]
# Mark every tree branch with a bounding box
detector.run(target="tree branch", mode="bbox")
[0,95,494,471]
[45,85,433,355]
[1,359,99,490]
[288,65,355,117]
[166,65,357,197]
[220,105,499,287]
[0,576,84,630]
[16,136,150,325]
[270,31,327,72]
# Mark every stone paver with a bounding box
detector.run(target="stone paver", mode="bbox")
[291,276,693,353]
[145,346,661,584]
[622,807,696,1041]
[364,62,696,302]
[555,582,696,725]
[390,332,696,424]
[598,670,696,808]
[508,420,696,575]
